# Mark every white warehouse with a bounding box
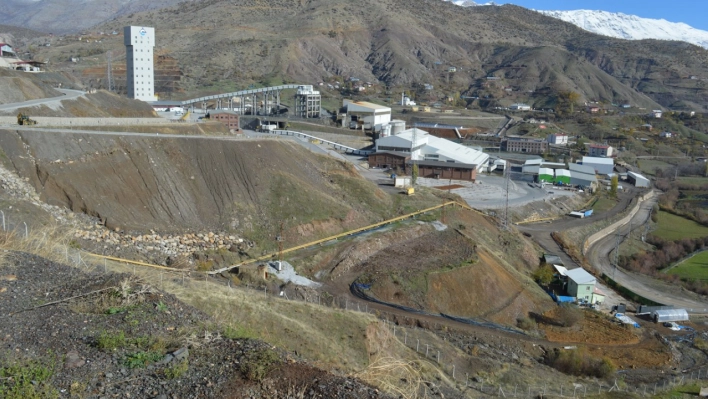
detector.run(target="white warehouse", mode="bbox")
[375,128,489,172]
[343,100,391,129]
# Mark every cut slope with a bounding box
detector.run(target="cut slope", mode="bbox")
[0,130,391,247]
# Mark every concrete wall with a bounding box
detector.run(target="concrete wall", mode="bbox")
[0,117,171,126]
[582,190,656,255]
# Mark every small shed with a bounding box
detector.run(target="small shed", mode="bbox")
[627,171,650,188]
[394,176,411,188]
[652,308,689,323]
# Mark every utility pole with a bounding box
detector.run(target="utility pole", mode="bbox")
[502,169,511,230]
[106,51,114,92]
[277,221,284,271]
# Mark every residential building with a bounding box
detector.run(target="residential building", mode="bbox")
[582,156,614,175]
[124,26,157,101]
[209,110,240,132]
[547,133,568,145]
[503,137,548,154]
[652,110,663,118]
[587,105,600,113]
[0,43,15,57]
[565,268,596,303]
[588,144,613,157]
[659,131,673,138]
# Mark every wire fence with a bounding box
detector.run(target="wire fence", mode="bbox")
[3,217,704,399]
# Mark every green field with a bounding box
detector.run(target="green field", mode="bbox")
[678,176,708,186]
[653,211,708,241]
[636,159,672,176]
[667,250,708,281]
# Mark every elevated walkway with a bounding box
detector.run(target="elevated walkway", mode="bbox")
[180,84,306,106]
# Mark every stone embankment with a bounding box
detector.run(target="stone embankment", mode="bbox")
[73,227,252,259]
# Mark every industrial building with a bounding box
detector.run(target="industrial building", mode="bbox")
[342,100,391,129]
[509,103,531,111]
[370,128,489,180]
[209,110,240,132]
[294,85,321,118]
[503,137,548,154]
[627,171,650,188]
[582,156,614,175]
[124,26,157,101]
[568,163,598,188]
[0,43,16,57]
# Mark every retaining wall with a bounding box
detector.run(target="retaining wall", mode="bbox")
[582,190,656,255]
[0,117,172,126]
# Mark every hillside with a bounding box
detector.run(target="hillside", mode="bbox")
[17,0,708,110]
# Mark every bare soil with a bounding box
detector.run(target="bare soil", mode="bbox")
[0,252,394,398]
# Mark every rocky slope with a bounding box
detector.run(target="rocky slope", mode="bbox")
[12,0,707,110]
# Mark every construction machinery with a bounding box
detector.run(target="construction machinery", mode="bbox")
[17,113,37,126]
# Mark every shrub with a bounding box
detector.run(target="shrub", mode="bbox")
[516,317,537,331]
[557,304,584,327]
[532,265,554,286]
[240,347,281,381]
[545,348,615,378]
[123,351,163,369]
[164,359,189,379]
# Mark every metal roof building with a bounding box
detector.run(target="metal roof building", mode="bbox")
[582,156,614,175]
[627,171,650,188]
[652,309,689,323]
[343,100,391,128]
[375,128,489,171]
[569,163,597,187]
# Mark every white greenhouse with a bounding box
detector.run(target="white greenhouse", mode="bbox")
[652,308,689,323]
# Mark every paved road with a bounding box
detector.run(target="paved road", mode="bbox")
[0,89,84,112]
[519,190,708,313]
[586,196,708,313]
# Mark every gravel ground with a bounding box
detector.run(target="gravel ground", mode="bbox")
[0,252,394,398]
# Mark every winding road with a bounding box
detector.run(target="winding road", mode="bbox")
[0,89,84,112]
[519,190,707,313]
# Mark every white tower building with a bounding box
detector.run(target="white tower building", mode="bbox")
[124,26,157,101]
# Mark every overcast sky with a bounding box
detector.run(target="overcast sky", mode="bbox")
[498,1,708,31]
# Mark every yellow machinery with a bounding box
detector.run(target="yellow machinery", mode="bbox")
[406,187,415,196]
[17,113,37,126]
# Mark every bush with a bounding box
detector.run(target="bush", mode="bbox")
[516,317,537,331]
[0,359,58,399]
[545,348,615,378]
[97,330,126,351]
[240,347,281,382]
[532,265,554,286]
[164,359,189,379]
[557,304,584,327]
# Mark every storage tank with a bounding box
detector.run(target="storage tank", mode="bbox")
[380,124,392,138]
[390,120,406,135]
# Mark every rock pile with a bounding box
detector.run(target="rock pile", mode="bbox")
[74,227,253,258]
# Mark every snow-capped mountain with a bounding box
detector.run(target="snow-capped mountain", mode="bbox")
[538,10,708,49]
[441,1,496,7]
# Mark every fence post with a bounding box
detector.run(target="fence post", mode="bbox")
[416,339,419,352]
[425,344,429,357]
[437,350,440,363]
[404,331,407,345]
[452,365,455,380]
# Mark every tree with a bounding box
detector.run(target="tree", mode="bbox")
[411,163,419,186]
[610,175,619,198]
[532,265,554,286]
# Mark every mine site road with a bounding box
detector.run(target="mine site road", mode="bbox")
[518,191,708,313]
[6,125,244,140]
[0,89,84,112]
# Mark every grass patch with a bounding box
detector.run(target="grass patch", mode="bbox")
[544,347,615,378]
[123,351,163,369]
[592,196,619,213]
[637,159,673,176]
[0,357,58,399]
[666,250,708,281]
[223,324,258,340]
[653,211,708,241]
[97,330,127,351]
